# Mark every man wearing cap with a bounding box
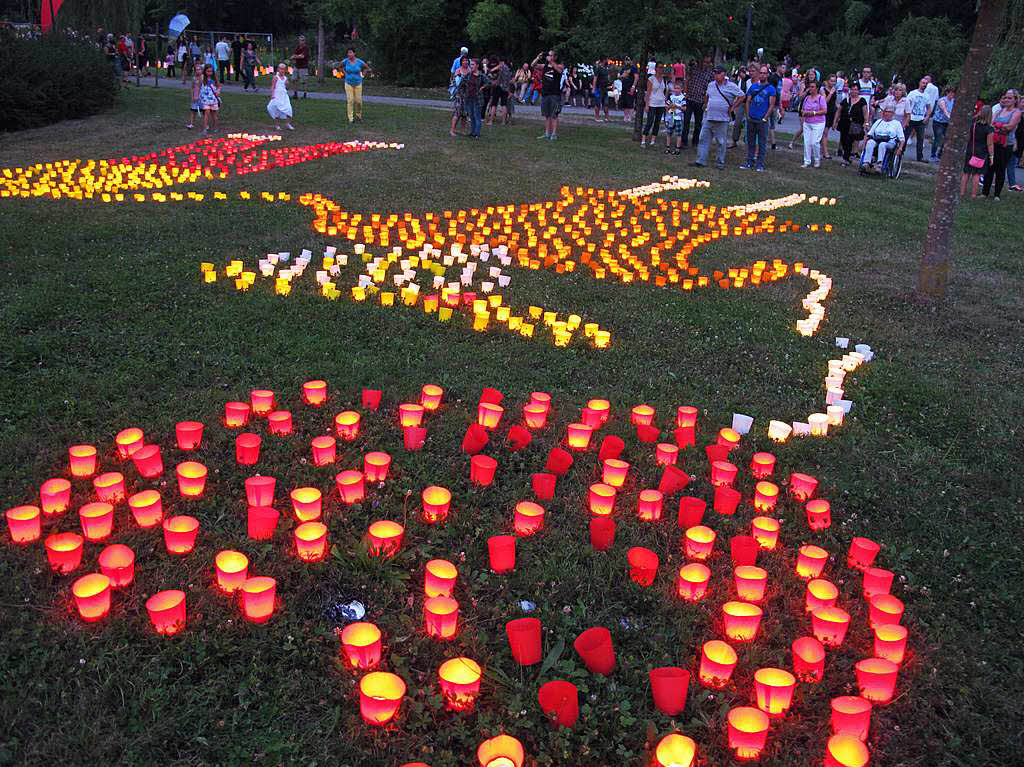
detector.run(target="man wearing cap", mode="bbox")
[859,105,905,173]
[692,65,744,169]
[452,46,469,74]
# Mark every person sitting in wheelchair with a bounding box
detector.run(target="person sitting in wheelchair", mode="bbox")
[859,106,906,174]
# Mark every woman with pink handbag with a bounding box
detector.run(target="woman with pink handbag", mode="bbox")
[961,106,995,200]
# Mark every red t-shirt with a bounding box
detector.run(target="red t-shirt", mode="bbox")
[672,62,685,81]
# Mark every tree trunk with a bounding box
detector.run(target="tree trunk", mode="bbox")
[317,17,325,84]
[916,0,1008,302]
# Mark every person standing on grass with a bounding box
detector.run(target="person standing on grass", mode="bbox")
[834,83,868,166]
[931,86,954,161]
[821,74,838,160]
[906,78,933,162]
[291,36,310,99]
[242,42,262,92]
[199,64,221,134]
[215,36,231,84]
[486,56,512,125]
[457,59,484,138]
[342,48,370,123]
[984,91,1022,199]
[231,35,243,82]
[740,64,776,172]
[177,38,188,82]
[189,36,201,71]
[683,54,713,148]
[640,64,667,147]
[593,57,610,121]
[663,78,687,154]
[186,65,202,129]
[534,49,565,141]
[692,66,743,168]
[962,106,994,199]
[618,56,638,124]
[728,66,749,149]
[267,63,295,131]
[800,79,827,168]
[165,46,176,78]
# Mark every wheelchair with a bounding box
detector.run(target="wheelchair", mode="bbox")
[858,137,905,179]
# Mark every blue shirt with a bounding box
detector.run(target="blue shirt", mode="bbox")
[451,54,465,74]
[746,83,777,120]
[344,58,366,86]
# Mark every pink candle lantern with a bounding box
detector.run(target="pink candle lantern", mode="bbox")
[240,576,277,623]
[98,543,135,587]
[128,489,162,527]
[422,485,452,523]
[359,672,406,725]
[722,601,763,642]
[830,696,872,741]
[399,403,425,428]
[684,525,716,560]
[531,472,556,501]
[364,451,392,481]
[658,465,690,494]
[806,499,832,530]
[462,423,489,454]
[420,384,444,411]
[335,470,366,504]
[311,436,337,466]
[855,657,898,704]
[294,521,328,562]
[584,398,610,425]
[523,402,548,429]
[717,427,741,451]
[250,389,275,416]
[734,565,768,602]
[214,550,249,593]
[470,455,498,486]
[68,444,98,477]
[792,636,826,681]
[637,489,663,521]
[334,410,361,441]
[727,706,770,760]
[588,483,616,516]
[714,485,742,515]
[750,452,776,478]
[825,734,870,767]
[655,443,679,466]
[367,520,404,557]
[425,559,458,598]
[678,496,706,528]
[477,402,504,430]
[79,502,114,541]
[705,444,730,465]
[790,472,818,500]
[730,535,759,566]
[627,547,659,587]
[530,391,552,409]
[751,517,780,549]
[674,424,696,449]
[753,481,779,512]
[479,387,504,405]
[601,458,630,488]
[290,487,323,521]
[362,388,383,410]
[677,563,710,601]
[862,567,895,599]
[676,405,698,428]
[868,594,905,629]
[340,621,382,668]
[175,461,208,498]
[235,433,261,465]
[806,578,840,612]
[93,472,126,504]
[146,590,186,636]
[131,445,163,478]
[267,410,293,435]
[45,532,83,573]
[545,447,574,476]
[566,423,593,450]
[244,475,276,507]
[247,506,279,540]
[513,501,545,536]
[72,573,111,622]
[631,404,655,426]
[302,379,327,406]
[874,624,909,665]
[115,427,145,459]
[477,735,525,767]
[796,544,828,579]
[754,667,796,717]
[224,401,250,428]
[438,657,482,711]
[710,460,738,487]
[40,478,72,515]
[654,735,696,767]
[847,537,881,570]
[424,596,459,639]
[163,515,199,554]
[699,639,738,687]
[403,425,426,450]
[6,505,41,544]
[812,606,852,647]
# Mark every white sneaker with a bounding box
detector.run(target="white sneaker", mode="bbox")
[813,161,820,168]
[801,162,810,168]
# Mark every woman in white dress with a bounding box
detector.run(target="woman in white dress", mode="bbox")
[267,63,294,130]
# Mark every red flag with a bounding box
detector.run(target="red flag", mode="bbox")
[41,0,64,33]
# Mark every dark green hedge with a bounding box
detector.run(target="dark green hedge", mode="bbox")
[0,32,119,132]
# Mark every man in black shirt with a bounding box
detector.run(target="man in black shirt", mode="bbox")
[231,35,243,82]
[593,57,610,121]
[532,49,565,141]
[290,35,310,98]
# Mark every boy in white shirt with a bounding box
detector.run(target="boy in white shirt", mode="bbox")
[664,80,687,155]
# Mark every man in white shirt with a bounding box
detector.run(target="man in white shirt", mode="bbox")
[923,75,939,107]
[691,66,744,168]
[906,78,933,161]
[860,106,906,173]
[215,37,231,84]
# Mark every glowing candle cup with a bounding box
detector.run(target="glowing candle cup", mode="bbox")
[146,589,186,636]
[45,531,84,573]
[72,573,111,622]
[294,521,328,562]
[341,621,383,668]
[359,671,406,725]
[241,576,276,623]
[438,657,482,711]
[98,543,135,587]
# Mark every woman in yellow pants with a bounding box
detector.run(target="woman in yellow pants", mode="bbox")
[343,48,370,123]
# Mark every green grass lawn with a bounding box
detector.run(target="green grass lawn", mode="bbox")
[0,87,1021,767]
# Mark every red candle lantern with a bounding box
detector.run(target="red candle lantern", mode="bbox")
[566,423,593,450]
[585,398,610,425]
[245,475,276,507]
[730,535,759,566]
[638,425,661,444]
[847,537,880,570]
[631,404,655,426]
[98,543,135,587]
[675,425,696,449]
[131,445,163,479]
[627,546,659,586]
[364,451,392,481]
[573,626,615,675]
[247,505,279,540]
[754,667,796,717]
[340,621,382,668]
[874,624,908,665]
[531,472,556,501]
[93,472,126,504]
[805,498,833,531]
[734,565,768,602]
[588,483,616,516]
[637,489,664,521]
[39,478,72,516]
[654,734,696,767]
[699,639,738,687]
[250,389,275,416]
[240,576,276,623]
[530,391,552,409]
[855,657,898,704]
[655,443,679,466]
[717,427,741,451]
[677,563,711,601]
[462,423,489,454]
[235,433,262,465]
[706,443,730,463]
[470,455,498,486]
[115,427,145,459]
[477,735,524,767]
[722,601,763,642]
[72,573,111,622]
[267,410,293,435]
[403,426,426,450]
[359,671,406,725]
[146,589,186,635]
[678,496,706,528]
[69,444,98,478]
[862,567,895,599]
[477,402,504,430]
[599,435,625,461]
[487,534,516,572]
[545,447,574,476]
[677,405,698,428]
[336,470,366,504]
[684,525,716,560]
[424,596,459,639]
[505,617,542,664]
[422,485,452,523]
[792,636,826,681]
[589,517,615,551]
[710,460,738,487]
[302,379,327,406]
[806,578,840,612]
[825,733,870,767]
[311,436,337,466]
[480,387,504,405]
[214,550,249,593]
[714,485,742,515]
[513,501,545,536]
[5,505,41,544]
[750,452,776,478]
[425,559,458,598]
[176,461,207,498]
[224,401,250,428]
[796,544,828,579]
[438,657,482,711]
[290,487,323,521]
[659,465,690,494]
[367,520,404,557]
[508,428,532,457]
[420,384,444,410]
[538,680,579,728]
[79,502,114,541]
[163,515,199,554]
[751,517,780,550]
[334,410,361,440]
[294,521,328,562]
[399,403,425,428]
[790,472,818,501]
[830,696,872,741]
[728,706,770,760]
[868,594,905,629]
[753,481,779,512]
[45,533,83,573]
[649,666,690,716]
[362,388,383,410]
[601,459,630,488]
[523,403,548,429]
[812,606,852,647]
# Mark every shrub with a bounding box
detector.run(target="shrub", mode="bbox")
[0,32,118,132]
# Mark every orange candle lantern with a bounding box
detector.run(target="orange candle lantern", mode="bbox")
[175,461,207,497]
[677,563,711,601]
[655,443,679,466]
[5,505,41,544]
[792,636,826,681]
[588,483,616,516]
[93,472,126,503]
[163,515,199,554]
[240,576,276,623]
[340,621,383,668]
[847,537,880,570]
[266,410,292,435]
[98,543,135,587]
[295,521,328,562]
[855,657,898,704]
[790,472,818,501]
[334,410,361,440]
[637,489,663,521]
[244,475,276,507]
[627,546,659,586]
[477,402,504,430]
[72,573,112,622]
[224,401,250,427]
[422,485,452,523]
[566,423,593,450]
[654,733,696,767]
[677,405,699,428]
[359,671,406,725]
[750,452,776,478]
[753,481,779,512]
[868,594,904,629]
[399,403,425,427]
[825,733,870,767]
[290,487,323,521]
[477,735,524,767]
[601,459,630,488]
[699,639,738,687]
[470,455,498,486]
[830,696,872,741]
[722,601,763,642]
[751,517,780,550]
[425,559,458,597]
[438,657,482,711]
[115,427,145,459]
[424,596,459,639]
[812,606,852,647]
[247,505,279,540]
[727,706,770,759]
[311,436,337,466]
[79,502,114,541]
[806,578,840,612]
[754,667,796,717]
[523,403,548,429]
[874,624,908,665]
[678,496,706,528]
[235,433,261,465]
[717,427,741,451]
[336,470,366,504]
[684,525,716,560]
[250,389,275,416]
[710,460,738,487]
[146,589,186,635]
[631,404,655,426]
[175,420,204,450]
[131,445,163,478]
[805,499,832,530]
[420,384,444,410]
[40,478,72,515]
[513,501,545,536]
[488,534,516,572]
[862,567,895,599]
[734,565,768,602]
[214,550,249,593]
[69,444,98,477]
[45,531,84,573]
[367,520,404,557]
[302,379,328,406]
[796,544,828,579]
[364,451,392,481]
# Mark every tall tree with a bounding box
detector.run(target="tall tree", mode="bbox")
[916,0,1008,302]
